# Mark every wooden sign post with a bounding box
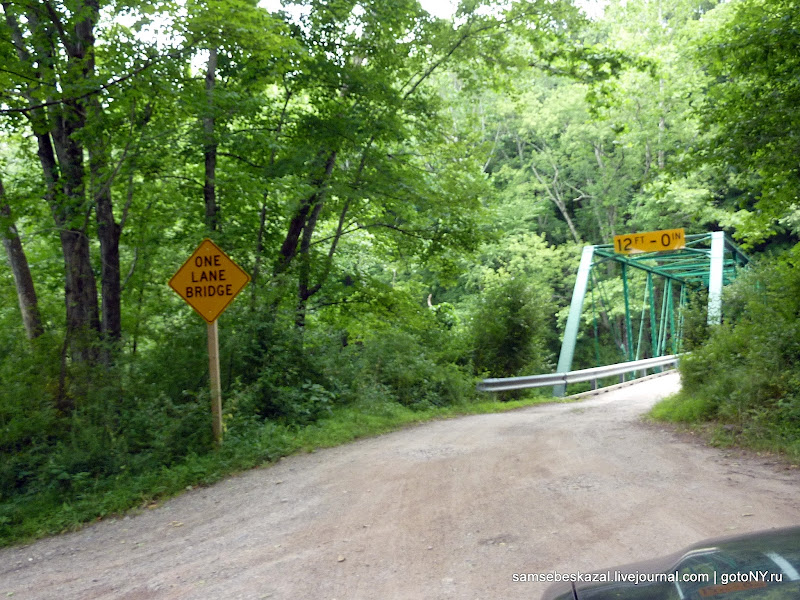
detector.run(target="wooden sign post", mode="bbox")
[168,239,250,444]
[207,320,223,443]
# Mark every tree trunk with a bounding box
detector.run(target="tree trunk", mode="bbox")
[87,95,122,344]
[70,0,121,345]
[60,228,101,361]
[50,119,102,364]
[293,151,337,328]
[296,197,325,328]
[33,97,101,358]
[529,161,581,244]
[204,47,219,231]
[275,150,337,275]
[30,113,101,361]
[0,178,44,339]
[43,119,101,360]
[93,168,122,343]
[5,1,113,375]
[16,2,102,359]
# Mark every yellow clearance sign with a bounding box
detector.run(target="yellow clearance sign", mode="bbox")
[169,239,250,323]
[613,228,686,255]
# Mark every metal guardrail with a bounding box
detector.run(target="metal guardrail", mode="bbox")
[477,355,680,393]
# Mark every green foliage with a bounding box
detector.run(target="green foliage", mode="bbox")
[0,311,482,545]
[691,0,800,245]
[4,0,800,549]
[651,250,800,457]
[469,276,553,381]
[679,289,710,352]
[0,338,214,502]
[649,391,717,423]
[0,330,560,546]
[341,329,475,409]
[231,319,338,425]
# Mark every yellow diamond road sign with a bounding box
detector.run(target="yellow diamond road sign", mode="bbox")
[169,239,250,323]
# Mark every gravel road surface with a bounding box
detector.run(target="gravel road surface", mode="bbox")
[2,372,798,599]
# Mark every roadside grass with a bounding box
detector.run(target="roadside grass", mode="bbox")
[648,391,800,462]
[649,390,717,423]
[646,252,800,468]
[0,389,566,549]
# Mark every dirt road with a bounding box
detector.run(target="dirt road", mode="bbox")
[2,372,799,600]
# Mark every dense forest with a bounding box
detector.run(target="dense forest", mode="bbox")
[1,0,799,544]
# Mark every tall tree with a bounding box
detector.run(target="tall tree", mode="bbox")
[1,2,111,357]
[0,175,43,339]
[256,0,591,328]
[692,0,800,244]
[1,1,189,359]
[203,46,219,231]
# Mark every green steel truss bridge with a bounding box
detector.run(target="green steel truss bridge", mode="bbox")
[552,231,749,395]
[477,231,749,396]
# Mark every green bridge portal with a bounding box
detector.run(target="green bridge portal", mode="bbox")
[554,231,749,395]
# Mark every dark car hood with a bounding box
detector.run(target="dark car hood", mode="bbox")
[542,526,800,600]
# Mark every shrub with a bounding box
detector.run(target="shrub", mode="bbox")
[655,247,800,455]
[469,276,553,379]
[336,329,475,410]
